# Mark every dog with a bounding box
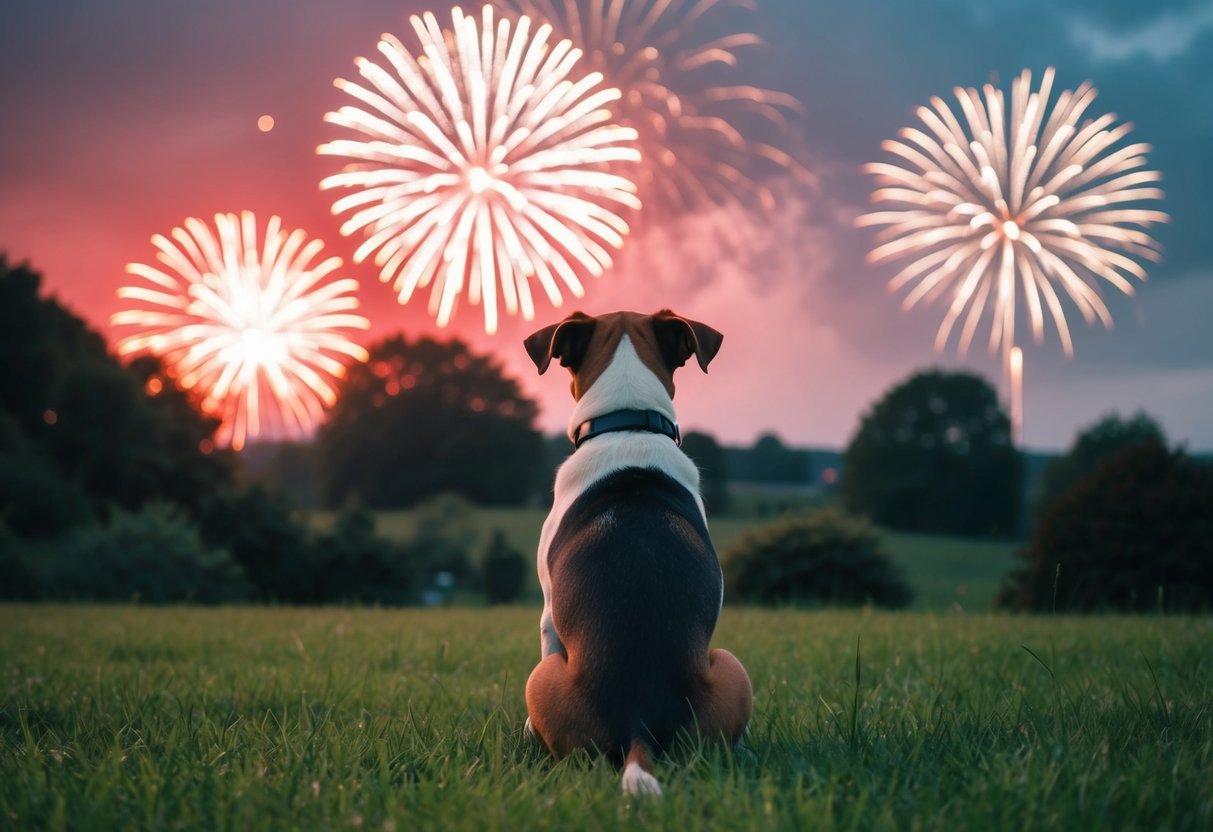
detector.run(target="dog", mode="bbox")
[522,309,753,796]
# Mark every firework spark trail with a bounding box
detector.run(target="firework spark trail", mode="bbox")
[503,0,805,212]
[858,67,1168,360]
[112,211,370,450]
[318,4,641,334]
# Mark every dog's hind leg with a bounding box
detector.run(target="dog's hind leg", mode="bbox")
[525,654,608,758]
[689,648,754,748]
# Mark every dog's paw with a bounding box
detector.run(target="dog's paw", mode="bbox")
[621,762,663,797]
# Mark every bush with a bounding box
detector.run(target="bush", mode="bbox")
[410,493,477,589]
[0,520,35,599]
[999,438,1213,613]
[480,530,527,604]
[48,504,249,603]
[311,504,421,605]
[722,508,913,608]
[198,485,314,602]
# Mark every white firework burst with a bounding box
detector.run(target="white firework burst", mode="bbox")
[503,0,804,213]
[859,67,1168,358]
[112,211,370,450]
[318,4,642,334]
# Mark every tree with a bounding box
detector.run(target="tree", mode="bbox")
[317,335,544,507]
[0,410,93,535]
[43,356,232,516]
[842,369,1022,537]
[0,257,110,437]
[748,433,808,483]
[1031,411,1165,520]
[999,438,1213,613]
[0,259,235,533]
[680,431,730,514]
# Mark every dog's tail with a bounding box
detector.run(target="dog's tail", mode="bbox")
[621,737,662,796]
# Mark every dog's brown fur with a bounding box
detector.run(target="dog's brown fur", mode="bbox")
[526,647,752,757]
[523,309,724,398]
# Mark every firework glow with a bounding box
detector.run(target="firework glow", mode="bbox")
[111,211,370,450]
[504,0,804,213]
[859,67,1168,360]
[318,5,642,334]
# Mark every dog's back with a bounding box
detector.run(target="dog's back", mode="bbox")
[547,466,722,761]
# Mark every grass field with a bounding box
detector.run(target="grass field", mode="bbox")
[360,506,1020,611]
[2,605,1211,830]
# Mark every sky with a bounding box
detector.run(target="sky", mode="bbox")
[2,0,1211,452]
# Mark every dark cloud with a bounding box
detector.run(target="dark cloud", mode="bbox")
[1060,0,1211,31]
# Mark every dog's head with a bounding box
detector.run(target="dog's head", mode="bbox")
[524,310,723,400]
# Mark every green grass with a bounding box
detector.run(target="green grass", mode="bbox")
[335,506,1019,611]
[879,530,1018,611]
[3,605,1211,830]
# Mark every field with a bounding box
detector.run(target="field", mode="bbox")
[2,605,1211,830]
[362,506,1020,611]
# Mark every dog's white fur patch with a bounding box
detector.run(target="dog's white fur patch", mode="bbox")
[568,334,679,432]
[535,335,706,658]
[621,761,664,796]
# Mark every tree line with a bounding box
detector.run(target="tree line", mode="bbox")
[2,257,1210,611]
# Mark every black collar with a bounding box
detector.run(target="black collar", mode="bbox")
[573,409,681,449]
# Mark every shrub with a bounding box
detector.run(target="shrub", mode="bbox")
[198,485,314,602]
[999,438,1213,613]
[0,520,34,600]
[410,493,477,588]
[722,508,913,608]
[311,504,421,605]
[49,504,249,603]
[480,530,527,604]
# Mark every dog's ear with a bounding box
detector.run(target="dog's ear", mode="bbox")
[524,312,598,374]
[652,310,723,372]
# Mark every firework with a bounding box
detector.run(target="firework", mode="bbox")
[318,5,641,334]
[859,67,1168,359]
[503,0,804,212]
[112,211,370,451]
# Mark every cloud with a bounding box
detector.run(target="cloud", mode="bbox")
[1028,363,1213,451]
[1061,272,1213,370]
[1066,2,1213,62]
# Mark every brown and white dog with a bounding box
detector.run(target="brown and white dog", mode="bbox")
[522,309,753,796]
